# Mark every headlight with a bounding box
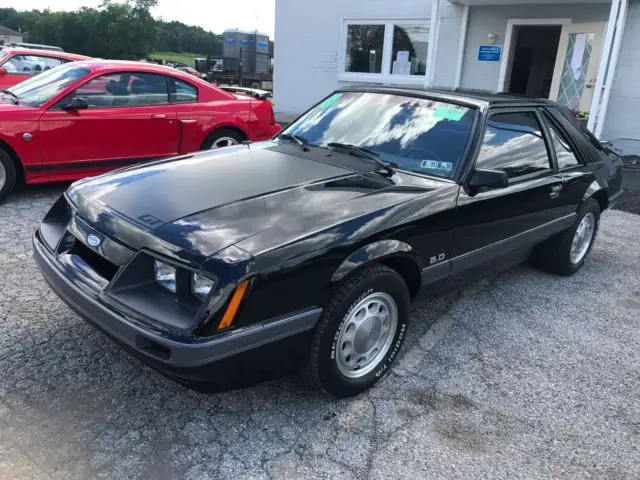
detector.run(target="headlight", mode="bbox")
[192,273,215,299]
[154,260,177,293]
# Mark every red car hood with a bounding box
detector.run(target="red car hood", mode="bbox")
[0,100,36,114]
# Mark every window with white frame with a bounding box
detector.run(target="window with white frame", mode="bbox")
[341,20,430,81]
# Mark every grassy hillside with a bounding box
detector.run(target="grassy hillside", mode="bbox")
[148,51,203,67]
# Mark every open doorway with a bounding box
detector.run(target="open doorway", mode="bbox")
[507,26,561,98]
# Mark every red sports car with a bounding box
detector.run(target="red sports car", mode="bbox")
[0,60,281,200]
[0,48,90,90]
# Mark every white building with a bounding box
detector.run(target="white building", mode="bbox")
[0,25,23,46]
[274,0,640,154]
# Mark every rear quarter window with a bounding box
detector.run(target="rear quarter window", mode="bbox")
[542,112,581,169]
[547,107,603,164]
[169,78,198,103]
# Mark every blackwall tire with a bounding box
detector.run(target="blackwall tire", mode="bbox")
[307,265,410,398]
[0,149,17,203]
[534,199,600,276]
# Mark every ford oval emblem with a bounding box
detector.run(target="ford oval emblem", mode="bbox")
[87,234,101,248]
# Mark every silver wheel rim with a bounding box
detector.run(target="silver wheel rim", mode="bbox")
[0,161,6,192]
[336,292,398,379]
[570,212,596,264]
[211,137,239,149]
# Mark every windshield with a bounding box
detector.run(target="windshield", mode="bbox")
[6,64,91,107]
[281,92,476,178]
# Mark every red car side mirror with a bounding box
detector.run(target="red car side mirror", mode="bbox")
[0,67,7,76]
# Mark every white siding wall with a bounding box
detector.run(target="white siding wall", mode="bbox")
[275,0,638,150]
[602,0,640,154]
[274,0,462,116]
[459,4,611,91]
[0,34,22,44]
[432,5,466,88]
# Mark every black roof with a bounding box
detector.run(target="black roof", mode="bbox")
[337,85,556,109]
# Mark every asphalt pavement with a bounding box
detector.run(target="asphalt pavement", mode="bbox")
[615,164,640,215]
[0,185,638,479]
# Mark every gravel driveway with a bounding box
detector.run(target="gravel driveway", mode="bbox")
[1,186,639,480]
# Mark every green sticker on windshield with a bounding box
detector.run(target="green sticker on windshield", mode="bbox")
[318,93,341,109]
[434,105,466,121]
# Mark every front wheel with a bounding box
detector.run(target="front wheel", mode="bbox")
[534,199,600,276]
[0,149,17,203]
[307,265,410,397]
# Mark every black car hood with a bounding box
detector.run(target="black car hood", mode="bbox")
[68,143,398,262]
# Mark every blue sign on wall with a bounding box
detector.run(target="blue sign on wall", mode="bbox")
[224,37,236,46]
[258,40,268,50]
[477,45,502,62]
[240,38,252,47]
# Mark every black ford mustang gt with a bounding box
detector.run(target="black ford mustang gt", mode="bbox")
[34,88,624,397]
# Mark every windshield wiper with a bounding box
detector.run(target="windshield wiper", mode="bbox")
[327,142,395,177]
[0,89,19,104]
[279,133,309,151]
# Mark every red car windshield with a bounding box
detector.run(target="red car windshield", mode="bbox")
[7,64,90,107]
[281,92,476,179]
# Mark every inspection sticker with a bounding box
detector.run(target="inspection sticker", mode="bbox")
[433,105,467,121]
[421,160,453,171]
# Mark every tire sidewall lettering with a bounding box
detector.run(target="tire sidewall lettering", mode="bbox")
[331,288,373,360]
[375,322,406,378]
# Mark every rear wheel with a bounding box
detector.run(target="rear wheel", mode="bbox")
[534,199,600,276]
[307,265,410,397]
[0,149,17,203]
[201,128,244,150]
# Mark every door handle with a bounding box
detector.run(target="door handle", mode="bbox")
[549,185,563,199]
[151,114,167,119]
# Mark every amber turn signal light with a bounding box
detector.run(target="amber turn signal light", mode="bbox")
[217,279,250,330]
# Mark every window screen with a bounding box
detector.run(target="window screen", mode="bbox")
[345,24,385,73]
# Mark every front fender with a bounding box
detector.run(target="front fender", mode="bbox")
[330,239,420,282]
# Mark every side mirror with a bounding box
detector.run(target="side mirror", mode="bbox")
[0,67,7,76]
[468,168,508,191]
[61,97,89,112]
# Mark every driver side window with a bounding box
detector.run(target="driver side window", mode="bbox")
[476,111,552,179]
[62,72,169,109]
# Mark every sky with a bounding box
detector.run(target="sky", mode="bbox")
[3,0,276,38]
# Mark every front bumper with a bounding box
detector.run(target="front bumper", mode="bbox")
[33,231,321,383]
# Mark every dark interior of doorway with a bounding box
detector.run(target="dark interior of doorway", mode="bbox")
[508,26,561,98]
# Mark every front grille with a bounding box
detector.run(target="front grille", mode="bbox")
[71,240,119,281]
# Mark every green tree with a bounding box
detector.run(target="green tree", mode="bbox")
[0,2,223,60]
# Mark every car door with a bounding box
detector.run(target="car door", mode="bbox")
[449,108,570,283]
[38,71,179,174]
[538,108,595,218]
